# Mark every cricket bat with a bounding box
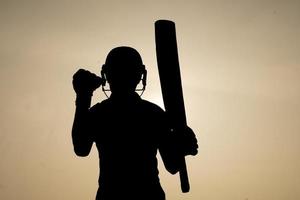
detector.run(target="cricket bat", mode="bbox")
[155,20,190,193]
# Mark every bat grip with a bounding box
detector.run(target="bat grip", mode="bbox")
[179,156,190,193]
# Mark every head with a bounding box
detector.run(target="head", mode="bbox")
[101,46,147,94]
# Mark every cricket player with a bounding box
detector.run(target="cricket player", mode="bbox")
[72,46,198,200]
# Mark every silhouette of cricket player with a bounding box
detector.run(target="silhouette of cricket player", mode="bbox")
[72,46,198,200]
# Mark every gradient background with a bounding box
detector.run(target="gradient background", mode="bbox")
[1,0,300,199]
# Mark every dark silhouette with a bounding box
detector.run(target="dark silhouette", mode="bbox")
[155,20,192,192]
[72,46,198,200]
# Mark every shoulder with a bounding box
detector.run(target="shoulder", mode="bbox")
[139,99,165,115]
[89,99,111,113]
[139,99,170,132]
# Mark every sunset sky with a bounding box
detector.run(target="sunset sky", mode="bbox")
[0,0,299,199]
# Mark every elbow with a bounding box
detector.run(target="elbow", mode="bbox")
[73,146,91,157]
[72,133,92,157]
[163,159,180,175]
[166,166,180,175]
[74,149,90,157]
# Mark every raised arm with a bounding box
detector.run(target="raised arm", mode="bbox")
[72,69,102,156]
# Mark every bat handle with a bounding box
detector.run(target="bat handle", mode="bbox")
[179,156,190,193]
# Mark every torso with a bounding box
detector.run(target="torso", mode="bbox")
[89,94,166,200]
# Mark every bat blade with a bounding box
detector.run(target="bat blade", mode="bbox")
[155,20,190,193]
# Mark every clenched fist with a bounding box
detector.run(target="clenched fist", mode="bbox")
[72,69,103,95]
[173,126,198,156]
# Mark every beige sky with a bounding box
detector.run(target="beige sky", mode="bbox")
[0,0,300,199]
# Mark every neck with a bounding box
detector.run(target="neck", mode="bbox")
[110,91,139,99]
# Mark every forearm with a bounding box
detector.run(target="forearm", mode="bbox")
[72,94,93,156]
[158,125,182,174]
[159,134,181,174]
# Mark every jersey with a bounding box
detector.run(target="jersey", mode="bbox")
[88,93,178,200]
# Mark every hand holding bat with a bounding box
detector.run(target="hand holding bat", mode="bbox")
[173,126,198,156]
